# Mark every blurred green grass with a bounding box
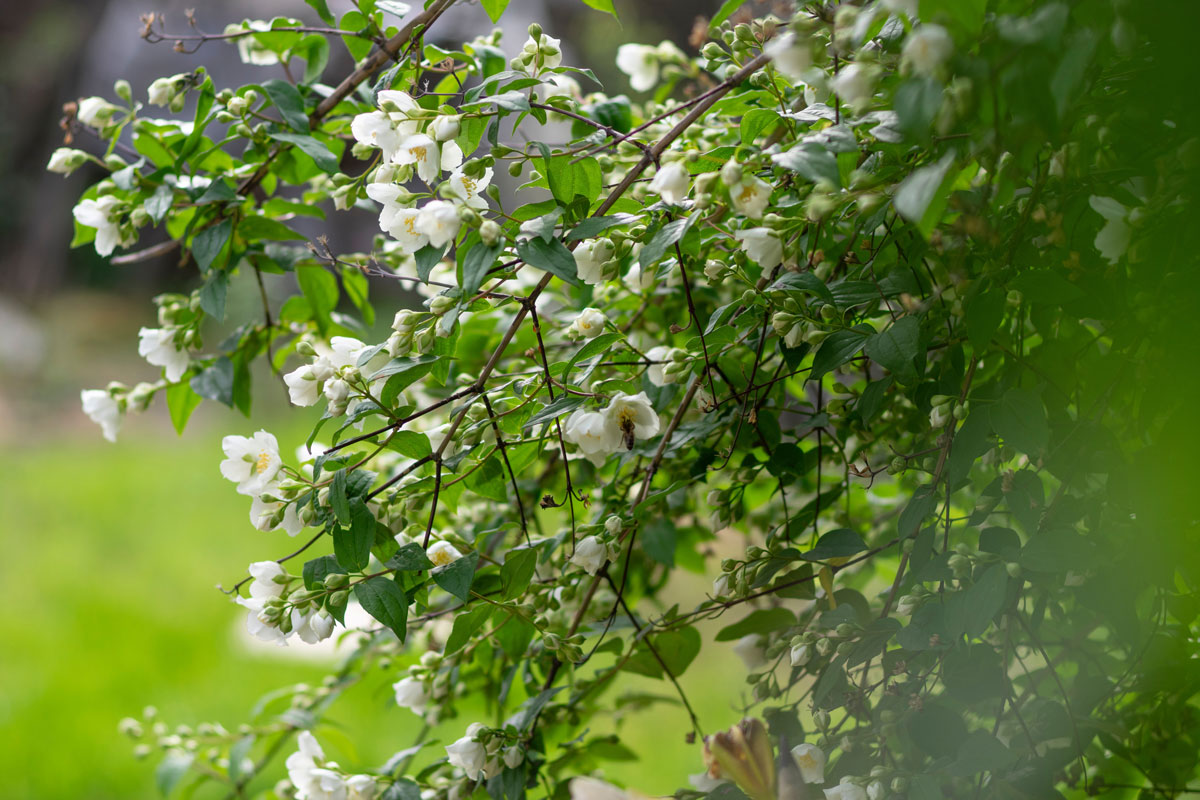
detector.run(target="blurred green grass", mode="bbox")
[0,411,749,799]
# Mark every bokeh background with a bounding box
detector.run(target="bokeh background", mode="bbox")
[0,1,779,798]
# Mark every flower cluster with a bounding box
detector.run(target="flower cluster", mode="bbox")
[286,731,377,800]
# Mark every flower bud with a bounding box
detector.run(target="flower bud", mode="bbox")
[479,218,502,245]
[721,159,743,187]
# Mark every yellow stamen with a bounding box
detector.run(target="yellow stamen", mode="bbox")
[254,450,272,475]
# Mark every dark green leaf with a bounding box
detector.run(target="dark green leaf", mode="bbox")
[414,245,445,282]
[387,542,435,572]
[199,271,228,320]
[261,78,309,132]
[949,731,1015,776]
[989,387,1048,456]
[433,551,479,602]
[445,604,493,655]
[145,184,173,224]
[500,548,539,600]
[715,608,796,641]
[190,357,233,406]
[269,131,339,172]
[354,577,409,641]
[642,518,677,566]
[864,316,921,384]
[462,242,502,295]
[193,219,232,273]
[563,332,621,385]
[516,237,581,287]
[810,329,869,381]
[800,528,867,562]
[334,499,374,571]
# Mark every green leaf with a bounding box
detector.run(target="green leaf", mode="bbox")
[334,499,374,571]
[464,456,508,502]
[388,430,433,460]
[988,387,1048,456]
[190,357,233,407]
[516,237,581,287]
[523,395,586,430]
[864,316,922,384]
[445,604,493,655]
[893,153,955,238]
[567,214,638,241]
[193,219,232,273]
[711,0,748,28]
[261,78,309,132]
[165,381,202,433]
[715,608,796,641]
[145,184,173,224]
[563,332,621,385]
[627,626,701,678]
[895,77,944,138]
[354,577,409,641]
[433,551,479,602]
[500,548,538,600]
[268,131,339,173]
[494,610,536,659]
[370,355,437,382]
[480,0,510,24]
[966,288,1006,352]
[199,271,229,320]
[773,143,840,187]
[462,242,502,295]
[302,555,344,590]
[578,0,616,15]
[642,518,677,566]
[962,564,1009,638]
[387,542,435,572]
[303,0,336,25]
[810,329,869,381]
[296,264,338,330]
[155,750,194,797]
[898,484,938,537]
[740,108,781,144]
[639,216,694,268]
[908,702,967,758]
[330,468,351,524]
[800,528,867,562]
[949,731,1015,776]
[414,245,445,282]
[846,617,902,667]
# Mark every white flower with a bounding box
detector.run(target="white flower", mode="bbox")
[523,33,562,70]
[644,346,673,386]
[394,134,452,183]
[137,327,189,382]
[570,777,629,800]
[305,768,349,800]
[648,162,691,204]
[824,779,867,800]
[765,31,812,82]
[377,90,420,126]
[284,363,323,407]
[73,195,124,256]
[733,633,767,671]
[325,337,366,370]
[574,238,615,285]
[428,540,463,567]
[445,730,487,778]
[446,168,492,210]
[47,147,89,176]
[228,21,280,66]
[503,747,524,769]
[541,74,580,100]
[563,410,620,465]
[730,176,772,219]
[881,0,918,17]
[352,112,404,162]
[570,307,608,339]
[430,115,460,142]
[616,43,660,92]
[293,608,336,645]
[791,744,826,784]
[393,676,430,715]
[286,731,326,798]
[146,76,177,107]
[250,495,303,536]
[367,184,428,253]
[416,200,461,248]
[866,781,884,800]
[902,25,954,78]
[248,560,287,598]
[790,643,812,667]
[220,430,284,497]
[77,96,119,128]
[623,259,657,292]
[712,573,732,598]
[323,378,351,414]
[1089,195,1130,264]
[735,228,784,269]
[81,389,123,442]
[347,775,377,800]
[603,391,660,448]
[237,561,289,645]
[831,63,879,112]
[689,773,728,792]
[570,535,609,575]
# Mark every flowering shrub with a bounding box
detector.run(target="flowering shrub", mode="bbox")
[57,0,1200,798]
